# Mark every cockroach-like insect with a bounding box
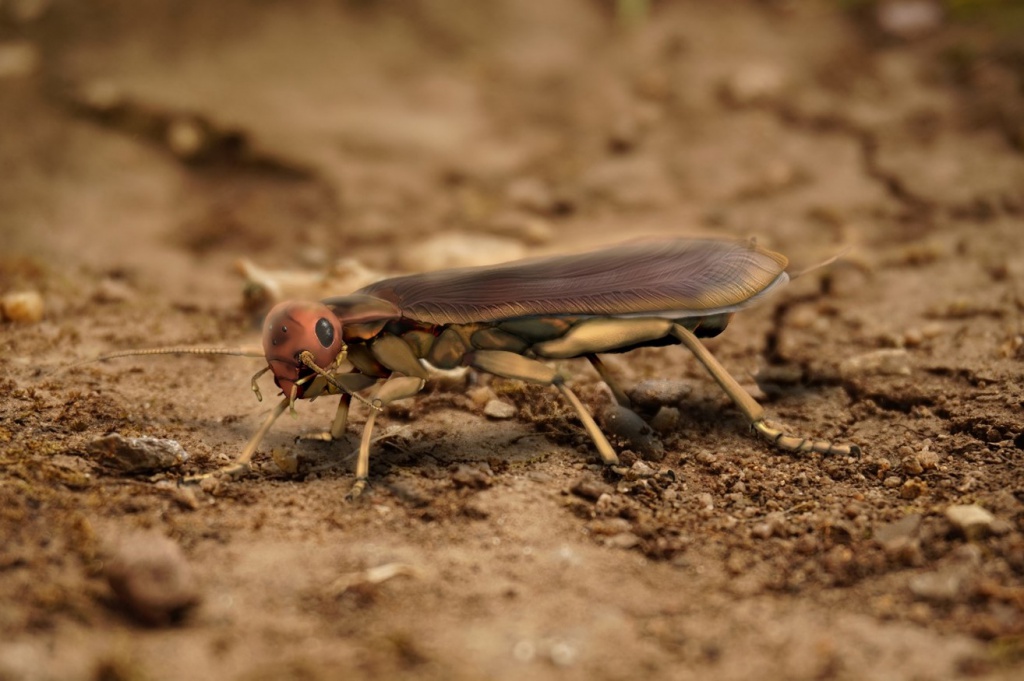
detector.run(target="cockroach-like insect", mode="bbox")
[93,238,859,498]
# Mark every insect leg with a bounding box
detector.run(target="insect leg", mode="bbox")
[669,324,860,457]
[586,354,632,408]
[298,372,378,442]
[348,376,426,500]
[468,350,619,466]
[330,393,353,439]
[183,395,290,483]
[298,393,354,443]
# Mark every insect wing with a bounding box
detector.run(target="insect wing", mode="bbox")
[320,293,403,325]
[356,239,789,325]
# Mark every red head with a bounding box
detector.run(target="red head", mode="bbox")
[262,301,345,399]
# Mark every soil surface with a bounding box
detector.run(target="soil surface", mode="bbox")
[2,2,1023,680]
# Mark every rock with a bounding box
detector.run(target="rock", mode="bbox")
[105,532,200,625]
[901,453,924,476]
[1,290,44,323]
[626,379,692,412]
[883,475,903,489]
[945,504,995,540]
[917,449,940,470]
[87,434,189,474]
[483,399,517,419]
[570,475,613,502]
[900,479,927,499]
[839,349,911,379]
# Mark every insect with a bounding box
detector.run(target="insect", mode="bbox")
[95,238,859,498]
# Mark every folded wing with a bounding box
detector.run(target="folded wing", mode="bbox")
[351,239,789,325]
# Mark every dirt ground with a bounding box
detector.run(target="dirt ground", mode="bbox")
[2,1,1023,679]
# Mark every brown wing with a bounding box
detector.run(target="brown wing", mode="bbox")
[351,238,789,325]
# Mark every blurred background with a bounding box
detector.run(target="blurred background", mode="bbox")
[2,2,1023,680]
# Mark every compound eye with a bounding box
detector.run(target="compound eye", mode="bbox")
[314,318,335,348]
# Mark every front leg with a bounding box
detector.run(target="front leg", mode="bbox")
[183,396,290,483]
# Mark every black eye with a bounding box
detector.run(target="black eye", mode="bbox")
[314,318,334,348]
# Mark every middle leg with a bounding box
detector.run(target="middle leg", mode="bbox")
[467,350,619,465]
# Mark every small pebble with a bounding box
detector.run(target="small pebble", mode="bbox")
[105,532,200,625]
[945,504,995,540]
[839,349,911,379]
[1,290,44,323]
[917,449,939,470]
[570,475,613,502]
[883,475,903,489]
[86,434,189,474]
[483,399,517,419]
[899,479,927,499]
[901,454,924,476]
